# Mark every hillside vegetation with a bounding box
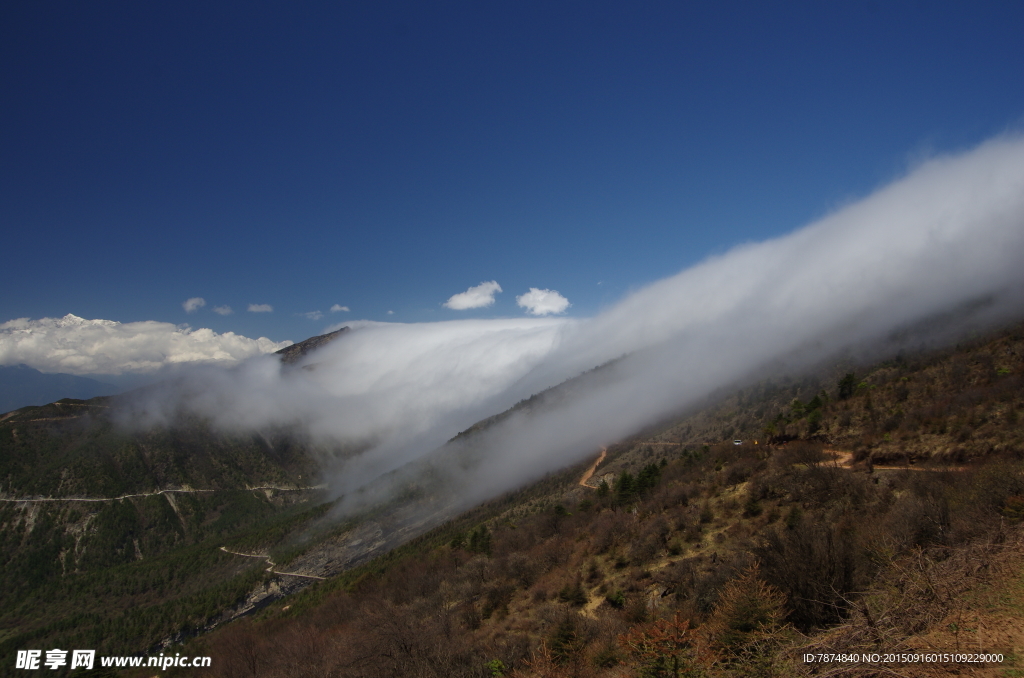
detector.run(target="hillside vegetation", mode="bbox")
[171,321,1024,678]
[0,403,329,673]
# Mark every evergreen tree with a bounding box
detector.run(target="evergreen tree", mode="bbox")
[619,613,697,678]
[635,463,662,495]
[838,373,857,400]
[468,525,492,555]
[702,563,787,667]
[616,471,635,504]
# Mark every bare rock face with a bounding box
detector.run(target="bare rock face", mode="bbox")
[274,327,349,365]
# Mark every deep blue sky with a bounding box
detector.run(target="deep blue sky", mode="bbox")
[3,1,1023,342]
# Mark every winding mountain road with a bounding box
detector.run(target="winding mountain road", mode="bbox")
[218,546,326,580]
[0,485,324,503]
[1,485,329,580]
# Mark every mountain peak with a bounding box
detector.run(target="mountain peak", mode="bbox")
[275,327,349,365]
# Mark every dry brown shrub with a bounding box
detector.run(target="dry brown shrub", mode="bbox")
[619,613,701,677]
[794,524,1024,675]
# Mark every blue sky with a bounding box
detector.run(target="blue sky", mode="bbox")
[2,1,1023,350]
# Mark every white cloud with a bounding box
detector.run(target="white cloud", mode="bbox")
[516,288,571,315]
[0,314,291,375]
[248,304,273,313]
[387,310,394,315]
[123,317,570,471]
[444,281,502,310]
[301,311,324,321]
[182,297,206,313]
[213,305,233,316]
[330,304,350,313]
[108,134,1024,518]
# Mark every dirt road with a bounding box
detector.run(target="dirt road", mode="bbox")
[0,485,324,503]
[219,546,326,580]
[579,447,607,488]
[824,449,965,472]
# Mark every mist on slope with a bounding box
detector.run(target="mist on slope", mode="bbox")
[118,134,1024,510]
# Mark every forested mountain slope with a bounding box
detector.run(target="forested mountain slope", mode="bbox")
[3,322,1023,677]
[175,321,1024,678]
[0,400,328,673]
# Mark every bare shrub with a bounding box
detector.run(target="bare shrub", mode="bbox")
[755,515,864,630]
[724,456,762,486]
[507,552,541,588]
[591,511,632,555]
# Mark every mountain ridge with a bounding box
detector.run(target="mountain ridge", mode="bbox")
[274,327,348,365]
[0,364,115,414]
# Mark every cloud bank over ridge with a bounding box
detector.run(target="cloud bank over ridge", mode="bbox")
[0,314,291,375]
[120,134,1024,506]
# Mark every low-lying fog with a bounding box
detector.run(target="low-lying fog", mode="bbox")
[120,134,1024,511]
